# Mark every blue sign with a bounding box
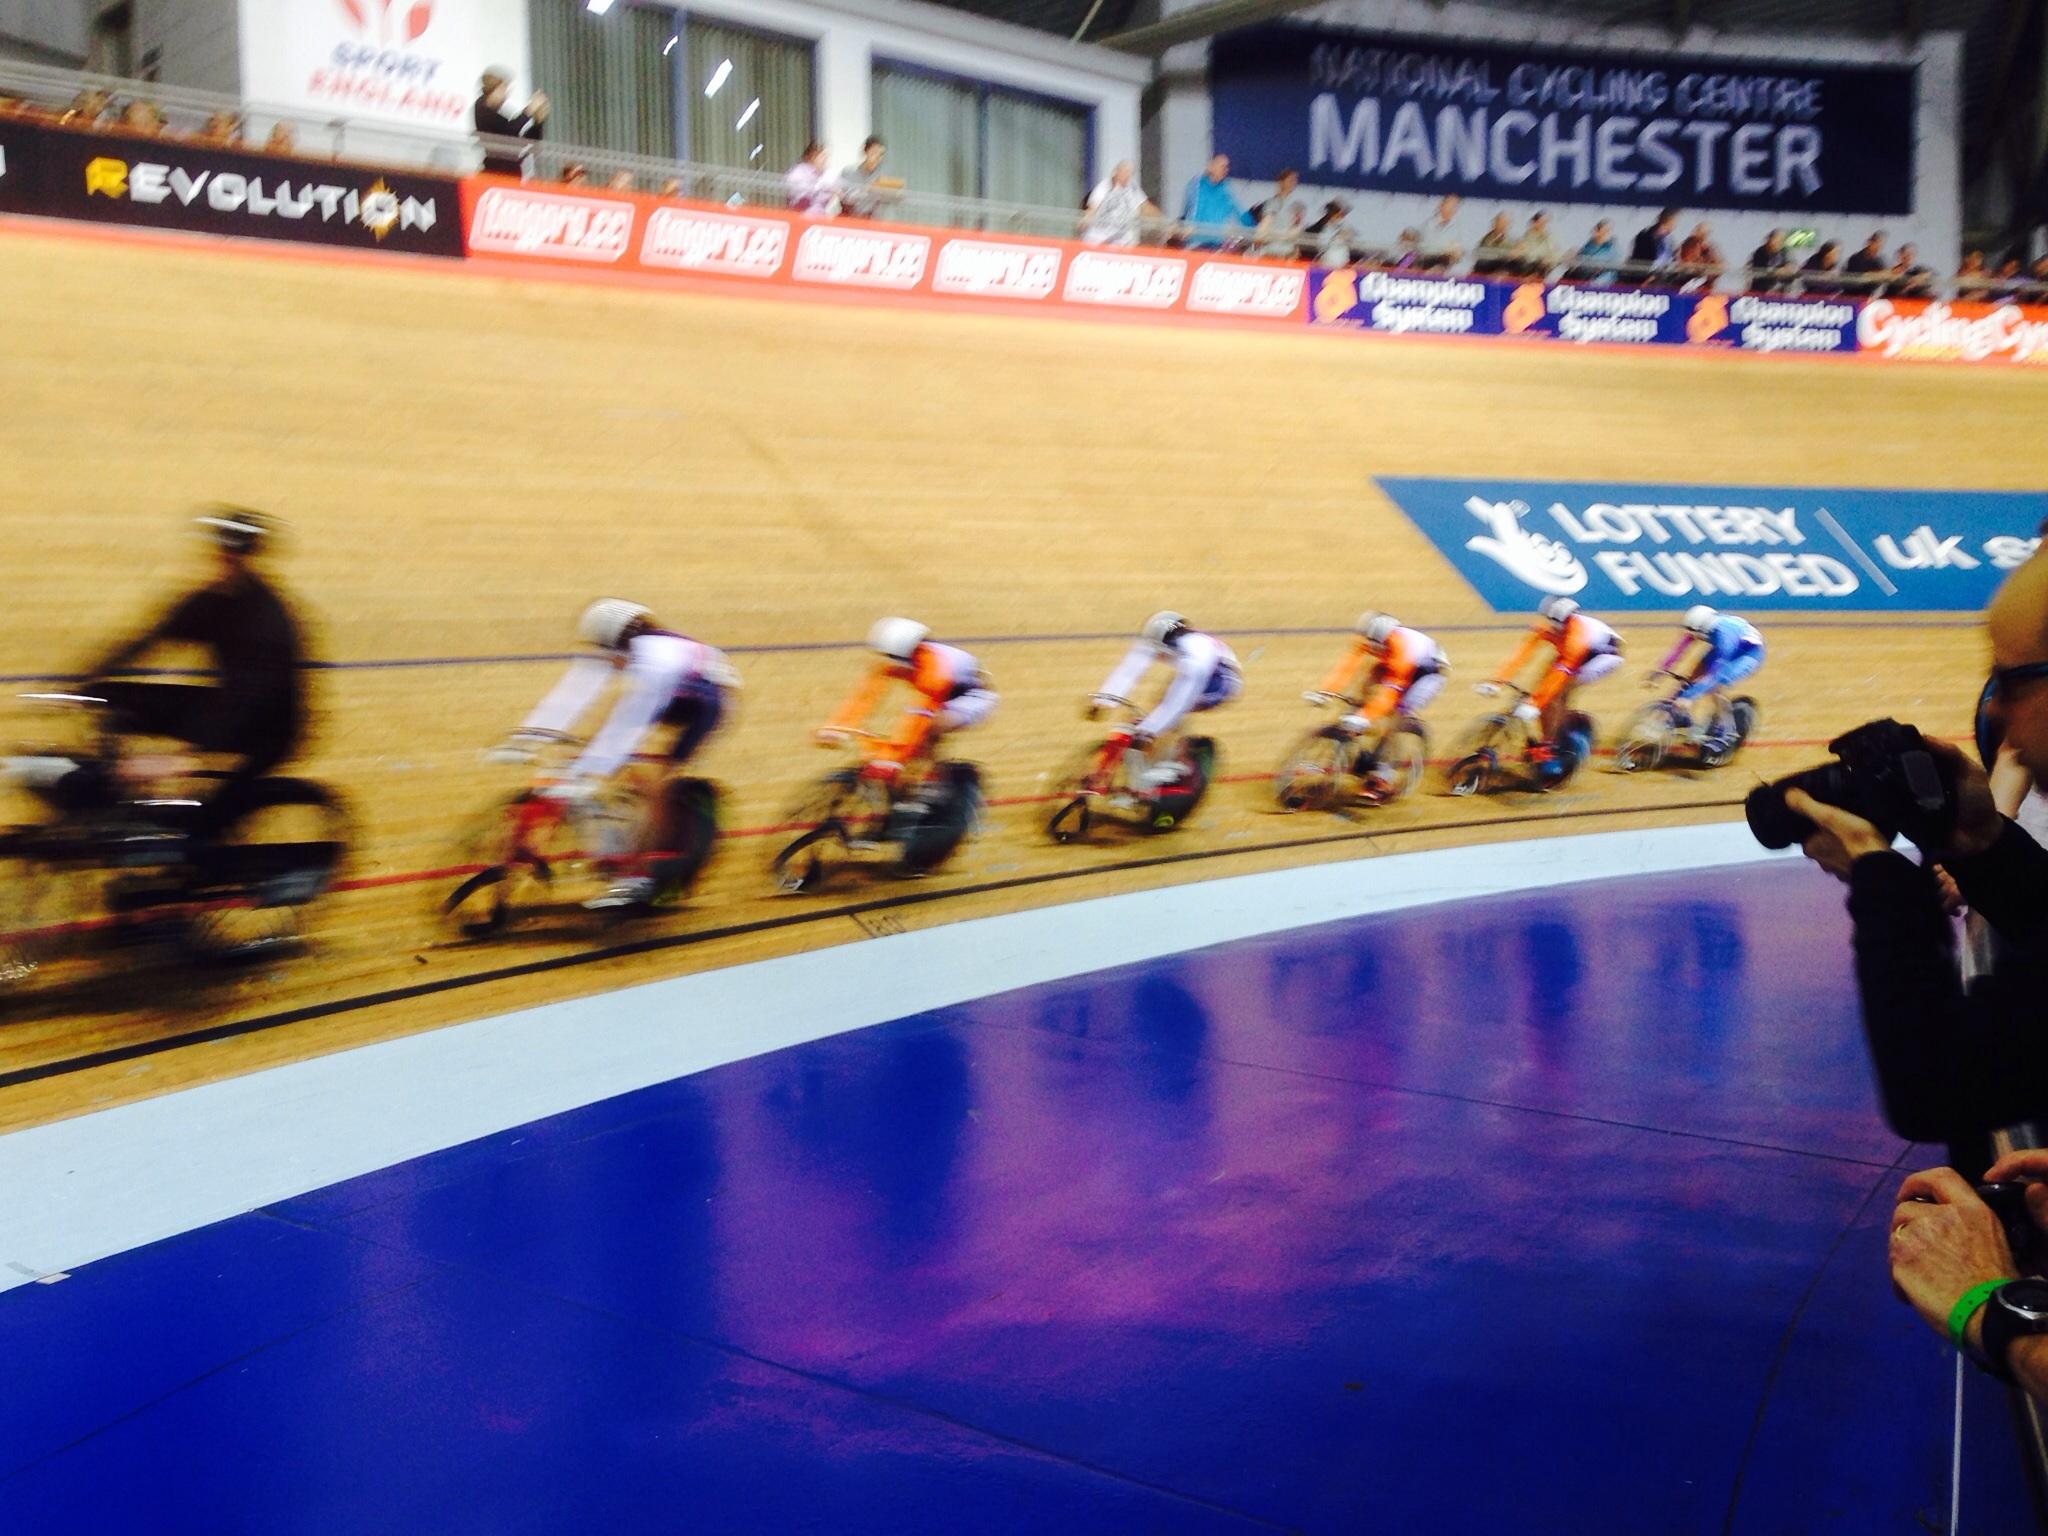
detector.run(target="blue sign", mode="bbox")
[1214,22,1917,215]
[1309,266,1507,334]
[1376,478,2046,612]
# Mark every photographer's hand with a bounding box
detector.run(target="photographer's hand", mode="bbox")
[1925,739,2005,858]
[1786,788,1892,879]
[1891,1167,2018,1352]
[1984,1149,2048,1236]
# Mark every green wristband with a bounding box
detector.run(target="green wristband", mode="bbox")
[1949,1280,2011,1351]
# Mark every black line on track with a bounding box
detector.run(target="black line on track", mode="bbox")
[0,796,1742,1091]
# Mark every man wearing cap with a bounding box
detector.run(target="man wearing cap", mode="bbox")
[84,508,309,839]
[474,66,549,178]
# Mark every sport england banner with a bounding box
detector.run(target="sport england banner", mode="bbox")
[1306,269,1860,353]
[1213,22,1916,214]
[459,178,1312,322]
[0,117,462,256]
[1375,477,2046,612]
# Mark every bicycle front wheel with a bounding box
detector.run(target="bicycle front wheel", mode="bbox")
[1274,726,1353,812]
[1613,704,1674,774]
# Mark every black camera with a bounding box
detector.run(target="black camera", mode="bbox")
[1980,1181,2040,1264]
[1744,718,1960,851]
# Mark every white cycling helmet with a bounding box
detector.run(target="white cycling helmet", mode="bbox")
[1141,610,1187,647]
[1538,595,1578,626]
[578,598,652,651]
[1682,604,1717,637]
[1359,612,1399,647]
[868,616,929,663]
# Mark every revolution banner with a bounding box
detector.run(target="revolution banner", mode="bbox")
[1376,477,2044,612]
[458,176,1312,323]
[1213,21,1916,214]
[0,116,462,256]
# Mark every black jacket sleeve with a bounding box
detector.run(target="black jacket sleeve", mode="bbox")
[1944,819,2048,947]
[84,589,203,681]
[1847,846,2048,1141]
[473,101,539,141]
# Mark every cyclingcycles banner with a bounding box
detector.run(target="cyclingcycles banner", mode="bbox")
[1213,20,1917,214]
[1376,476,2047,611]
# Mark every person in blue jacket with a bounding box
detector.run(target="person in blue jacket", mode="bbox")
[1180,153,1255,249]
[1652,605,1765,751]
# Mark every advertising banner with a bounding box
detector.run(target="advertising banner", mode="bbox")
[1856,297,2048,365]
[1309,266,1505,334]
[1213,21,1916,214]
[1376,476,2045,612]
[458,177,1311,323]
[239,0,529,137]
[0,117,462,256]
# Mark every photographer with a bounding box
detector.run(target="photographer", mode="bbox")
[1790,551,2048,1144]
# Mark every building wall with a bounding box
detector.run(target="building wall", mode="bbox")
[684,0,1149,183]
[1150,0,1965,276]
[133,0,240,95]
[0,0,93,66]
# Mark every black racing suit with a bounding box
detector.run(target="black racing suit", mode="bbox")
[86,571,308,839]
[1845,821,2048,1142]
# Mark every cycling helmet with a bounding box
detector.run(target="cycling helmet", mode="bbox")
[868,616,929,663]
[1537,595,1579,626]
[1682,604,1717,637]
[195,504,276,556]
[1359,612,1399,647]
[578,598,652,651]
[1141,610,1188,647]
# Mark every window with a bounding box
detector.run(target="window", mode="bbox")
[528,0,677,161]
[684,17,814,174]
[873,61,1090,212]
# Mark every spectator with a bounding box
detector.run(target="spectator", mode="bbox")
[1386,228,1424,270]
[59,87,110,126]
[838,136,892,220]
[196,111,243,148]
[2026,255,2048,305]
[1889,244,1935,299]
[1302,198,1357,265]
[1991,254,2028,304]
[1628,206,1680,286]
[1674,221,1723,290]
[1843,230,1888,294]
[1958,248,1990,300]
[474,66,548,179]
[1254,197,1305,261]
[1512,210,1559,278]
[120,99,167,137]
[657,176,683,199]
[1080,159,1159,248]
[1249,169,1302,233]
[1566,219,1618,283]
[1799,240,1843,296]
[1418,193,1462,271]
[1470,210,1515,276]
[605,169,635,191]
[561,162,589,186]
[264,122,297,156]
[1179,153,1254,249]
[786,141,835,215]
[1746,229,1794,294]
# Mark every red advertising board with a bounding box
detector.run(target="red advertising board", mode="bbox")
[1855,296,2048,365]
[457,176,1309,324]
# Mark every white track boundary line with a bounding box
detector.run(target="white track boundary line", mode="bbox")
[0,822,1786,1293]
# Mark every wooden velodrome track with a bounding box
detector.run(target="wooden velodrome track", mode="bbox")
[0,218,2030,1132]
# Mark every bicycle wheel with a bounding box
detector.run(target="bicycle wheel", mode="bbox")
[1360,724,1425,805]
[1445,717,1506,796]
[0,833,97,993]
[1613,703,1675,774]
[1701,697,1762,768]
[184,779,354,961]
[440,791,559,940]
[773,821,849,893]
[1274,726,1352,812]
[781,769,861,830]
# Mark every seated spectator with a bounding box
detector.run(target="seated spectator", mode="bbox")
[1302,198,1356,265]
[1512,210,1559,278]
[473,66,548,178]
[196,111,243,148]
[1249,169,1302,234]
[605,169,635,191]
[1746,229,1794,293]
[1470,210,1516,275]
[1799,240,1843,295]
[1889,243,1936,299]
[657,176,683,199]
[59,87,110,126]
[2027,255,2048,304]
[120,99,167,137]
[1179,153,1254,249]
[1254,196,1305,260]
[838,137,893,220]
[1418,192,1462,272]
[264,122,297,156]
[1990,254,2029,303]
[1675,221,1723,290]
[561,162,589,186]
[1385,228,1424,270]
[1565,219,1618,283]
[1842,230,1888,294]
[1628,206,1679,286]
[786,141,835,215]
[1080,160,1159,247]
[1957,248,1991,300]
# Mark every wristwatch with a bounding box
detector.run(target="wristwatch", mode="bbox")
[1980,1278,2048,1381]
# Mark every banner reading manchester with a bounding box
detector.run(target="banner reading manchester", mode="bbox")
[1213,22,1916,214]
[1376,478,2044,612]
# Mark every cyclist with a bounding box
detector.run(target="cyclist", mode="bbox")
[815,618,997,781]
[1651,604,1764,751]
[1479,595,1623,772]
[1305,612,1448,733]
[489,598,739,906]
[1088,611,1241,787]
[81,507,308,840]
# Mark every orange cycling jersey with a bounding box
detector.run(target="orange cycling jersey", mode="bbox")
[825,642,982,766]
[1319,629,1435,718]
[1493,614,1620,712]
